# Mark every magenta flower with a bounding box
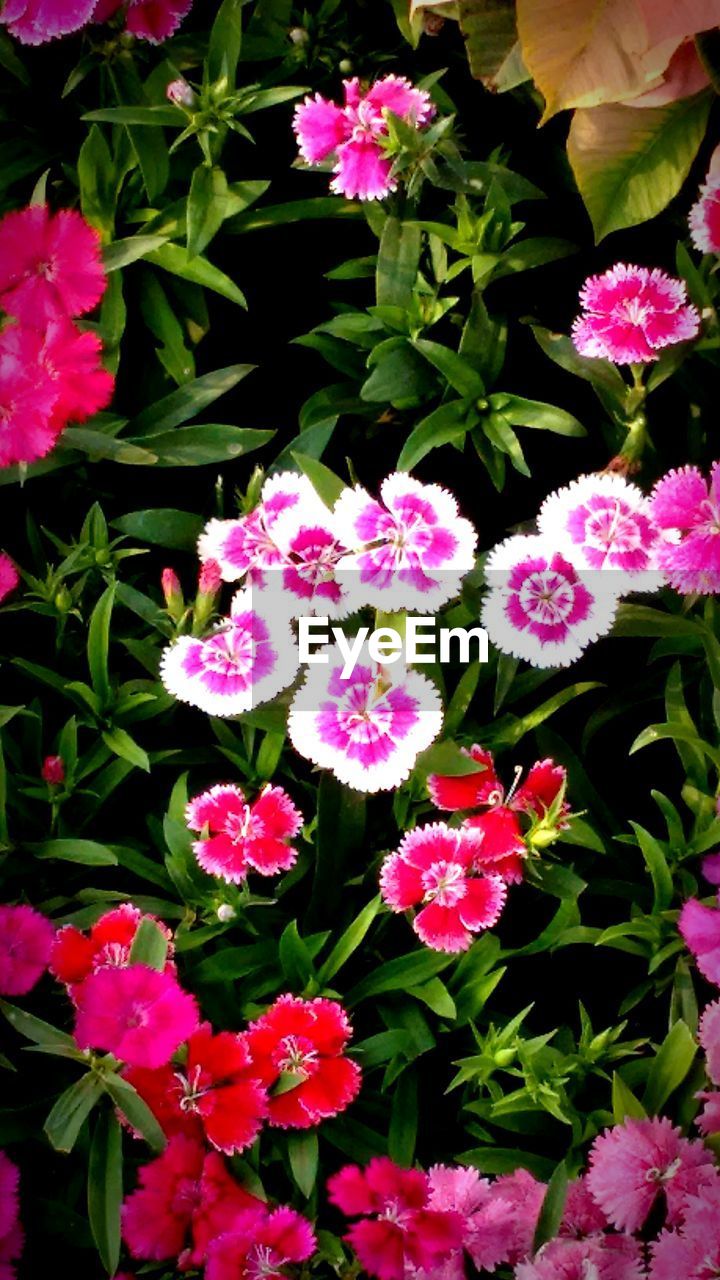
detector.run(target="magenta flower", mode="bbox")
[0,0,96,44]
[0,555,18,604]
[94,0,192,43]
[293,75,435,201]
[0,904,53,996]
[690,176,720,254]
[160,589,298,717]
[572,265,700,364]
[700,999,720,1085]
[380,823,507,953]
[0,205,106,326]
[74,964,199,1069]
[40,318,114,431]
[516,1234,644,1280]
[482,535,619,669]
[0,1153,23,1280]
[185,783,303,883]
[703,852,720,886]
[0,324,66,468]
[586,1116,718,1233]
[334,473,477,612]
[679,896,720,984]
[538,473,664,589]
[649,462,720,595]
[288,661,443,792]
[649,1184,720,1280]
[205,1206,317,1280]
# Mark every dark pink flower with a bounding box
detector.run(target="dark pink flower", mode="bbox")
[516,1234,644,1280]
[40,317,114,429]
[41,754,65,785]
[328,1157,465,1280]
[649,1184,720,1280]
[245,994,361,1129]
[0,205,105,326]
[572,264,700,364]
[690,176,720,254]
[205,1206,317,1280]
[679,897,720,984]
[74,964,198,1068]
[700,999,720,1085]
[0,0,96,43]
[0,1152,22,1280]
[650,462,720,595]
[0,904,53,996]
[380,823,507,953]
[0,555,18,603]
[586,1116,718,1233]
[294,75,435,201]
[94,0,192,42]
[185,783,303,883]
[197,558,222,596]
[0,323,63,468]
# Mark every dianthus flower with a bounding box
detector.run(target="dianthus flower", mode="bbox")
[74,964,198,1069]
[0,1152,22,1280]
[690,172,720,254]
[572,264,700,364]
[50,904,174,994]
[199,473,325,584]
[334,473,477,612]
[160,588,298,717]
[700,999,720,1085]
[482,535,619,668]
[0,205,105,325]
[294,75,435,201]
[649,1183,720,1280]
[380,823,507,953]
[649,462,720,595]
[124,1022,267,1154]
[586,1116,718,1233]
[205,1206,317,1280]
[679,896,720,985]
[695,1090,720,1136]
[516,1233,644,1280]
[185,784,303,883]
[0,555,18,604]
[245,994,361,1129]
[40,317,114,430]
[93,0,192,42]
[560,1175,608,1237]
[0,903,53,996]
[428,746,567,883]
[328,1157,465,1280]
[288,660,443,792]
[538,473,664,589]
[0,324,63,467]
[122,1134,260,1269]
[703,851,720,886]
[0,0,96,43]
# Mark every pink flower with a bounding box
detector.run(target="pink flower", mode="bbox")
[516,1234,644,1280]
[198,473,322,584]
[0,0,96,44]
[74,964,198,1068]
[185,783,303,883]
[703,852,720,886]
[700,999,720,1085]
[94,0,192,42]
[334,474,477,612]
[0,324,64,468]
[0,205,106,326]
[288,661,443,792]
[482,535,619,668]
[328,1157,465,1280]
[695,1090,720,1135]
[0,555,18,604]
[0,1153,22,1280]
[245,994,361,1129]
[294,75,435,201]
[586,1116,718,1233]
[690,176,720,254]
[465,1168,546,1271]
[40,317,114,429]
[561,1176,608,1237]
[380,823,507,953]
[572,264,700,364]
[649,462,720,595]
[679,897,720,984]
[0,904,53,996]
[538,473,664,588]
[122,1135,260,1268]
[197,558,222,596]
[160,589,298,717]
[205,1206,316,1280]
[649,1184,720,1280]
[50,904,174,993]
[41,754,65,785]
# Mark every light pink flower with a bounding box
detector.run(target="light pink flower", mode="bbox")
[0,205,106,325]
[334,473,477,612]
[482,535,619,668]
[700,999,720,1085]
[0,0,96,43]
[185,783,303,883]
[94,0,192,42]
[380,823,507,953]
[160,589,298,717]
[294,75,435,201]
[288,661,443,792]
[205,1206,317,1280]
[572,264,700,364]
[649,462,720,595]
[679,896,720,984]
[74,964,198,1068]
[649,1183,720,1280]
[0,555,18,604]
[690,175,720,254]
[538,473,664,589]
[516,1233,644,1280]
[586,1116,718,1233]
[0,323,64,468]
[0,904,54,996]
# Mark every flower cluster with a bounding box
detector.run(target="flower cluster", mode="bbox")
[293,75,435,201]
[1,0,192,45]
[0,204,113,467]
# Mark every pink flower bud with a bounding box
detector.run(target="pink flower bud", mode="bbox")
[198,558,222,596]
[41,755,65,785]
[161,567,182,604]
[166,78,196,109]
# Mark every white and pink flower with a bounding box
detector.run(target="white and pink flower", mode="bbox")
[185,783,303,883]
[198,472,319,584]
[287,660,443,792]
[160,589,298,716]
[537,473,664,590]
[482,535,619,668]
[334,473,477,613]
[572,264,700,364]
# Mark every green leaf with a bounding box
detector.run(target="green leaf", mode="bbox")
[77,126,115,236]
[389,1069,418,1165]
[103,1074,166,1152]
[103,235,170,272]
[83,106,182,126]
[612,1071,647,1122]
[127,364,254,436]
[415,739,488,778]
[567,92,712,241]
[413,338,485,397]
[0,1000,77,1049]
[279,921,316,990]
[532,1159,568,1253]
[146,244,247,308]
[187,165,229,259]
[628,822,673,914]
[87,584,115,706]
[318,897,381,985]
[102,727,150,773]
[88,1110,122,1275]
[225,197,362,234]
[347,951,452,1004]
[207,0,244,84]
[376,217,422,309]
[30,839,118,866]
[111,509,204,551]
[133,424,275,467]
[45,1073,105,1153]
[292,452,346,508]
[630,723,720,772]
[489,393,585,436]
[287,1130,319,1198]
[643,1020,697,1114]
[128,918,169,971]
[0,30,30,84]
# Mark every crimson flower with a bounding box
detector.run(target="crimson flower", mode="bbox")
[205,1206,317,1280]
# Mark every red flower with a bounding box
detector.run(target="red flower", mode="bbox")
[205,1206,317,1280]
[0,904,54,996]
[124,1022,268,1155]
[0,205,106,327]
[74,965,198,1069]
[328,1157,465,1280]
[50,904,174,993]
[245,995,361,1129]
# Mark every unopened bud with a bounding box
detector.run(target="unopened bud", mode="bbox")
[166,78,196,109]
[54,586,72,613]
[41,755,65,786]
[288,26,309,45]
[161,567,184,622]
[217,903,236,922]
[198,558,222,596]
[338,58,353,74]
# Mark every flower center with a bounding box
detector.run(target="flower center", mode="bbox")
[620,297,649,327]
[645,1156,681,1185]
[246,1244,280,1278]
[421,859,467,907]
[519,570,576,625]
[275,1034,319,1078]
[225,804,261,843]
[176,1063,211,1112]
